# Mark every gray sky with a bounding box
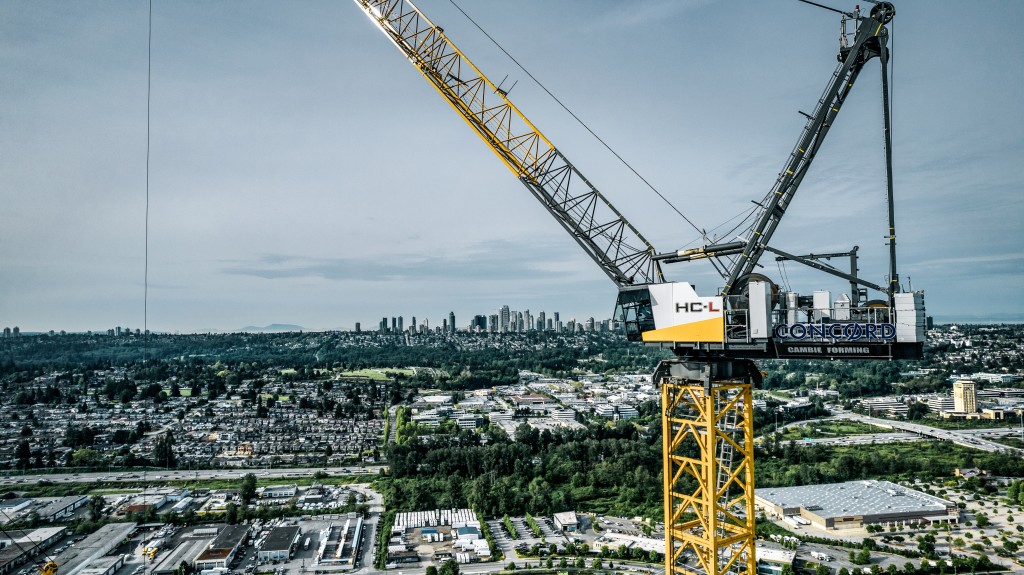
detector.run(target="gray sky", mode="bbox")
[2,1,1022,333]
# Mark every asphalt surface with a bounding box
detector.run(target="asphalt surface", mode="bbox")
[0,466,389,486]
[762,411,1024,454]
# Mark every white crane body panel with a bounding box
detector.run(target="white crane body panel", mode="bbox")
[619,280,925,360]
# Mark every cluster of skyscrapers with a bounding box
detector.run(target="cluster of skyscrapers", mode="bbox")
[361,305,613,335]
[366,311,458,336]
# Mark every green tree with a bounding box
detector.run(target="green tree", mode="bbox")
[153,431,176,468]
[425,567,438,575]
[240,473,258,503]
[87,495,106,521]
[855,548,871,565]
[225,502,238,525]
[71,448,101,468]
[438,558,459,575]
[15,440,31,469]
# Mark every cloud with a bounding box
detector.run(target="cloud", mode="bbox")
[904,252,1024,273]
[583,0,716,32]
[220,239,582,283]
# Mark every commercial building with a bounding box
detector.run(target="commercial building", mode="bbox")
[56,522,136,575]
[926,396,954,413]
[755,548,796,575]
[259,485,298,499]
[858,397,909,417]
[37,496,88,522]
[953,380,977,413]
[755,480,957,530]
[0,499,32,524]
[318,517,364,570]
[257,526,300,563]
[0,527,68,575]
[552,512,579,533]
[194,525,248,571]
[151,535,214,575]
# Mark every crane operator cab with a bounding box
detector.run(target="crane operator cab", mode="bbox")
[615,279,925,360]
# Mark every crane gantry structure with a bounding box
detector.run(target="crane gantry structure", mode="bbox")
[353,1,921,574]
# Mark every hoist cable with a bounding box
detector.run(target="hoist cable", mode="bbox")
[143,0,152,362]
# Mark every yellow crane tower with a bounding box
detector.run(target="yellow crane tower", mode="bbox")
[353,1,920,574]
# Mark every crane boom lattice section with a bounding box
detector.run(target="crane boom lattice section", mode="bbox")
[355,0,662,286]
[724,11,890,294]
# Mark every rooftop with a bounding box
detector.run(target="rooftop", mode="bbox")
[755,480,952,519]
[262,526,300,552]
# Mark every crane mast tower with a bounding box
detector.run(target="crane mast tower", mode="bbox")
[353,1,921,574]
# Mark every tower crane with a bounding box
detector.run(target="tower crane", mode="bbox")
[353,1,924,574]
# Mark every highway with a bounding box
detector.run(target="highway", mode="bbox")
[760,411,1024,453]
[833,412,1024,455]
[0,465,389,487]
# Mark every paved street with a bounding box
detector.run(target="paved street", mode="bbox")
[0,465,389,486]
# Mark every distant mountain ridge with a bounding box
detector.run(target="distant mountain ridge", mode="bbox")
[237,323,305,333]
[933,313,1024,324]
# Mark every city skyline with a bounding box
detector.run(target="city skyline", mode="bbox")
[1,303,613,335]
[3,1,1023,332]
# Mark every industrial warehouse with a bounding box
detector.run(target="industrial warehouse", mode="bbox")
[313,517,364,571]
[754,480,958,530]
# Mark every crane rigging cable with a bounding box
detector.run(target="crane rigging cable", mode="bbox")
[143,0,152,363]
[444,0,706,241]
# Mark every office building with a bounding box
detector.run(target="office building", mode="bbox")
[954,380,977,413]
[500,305,510,333]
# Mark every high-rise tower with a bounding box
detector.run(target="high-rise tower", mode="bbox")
[500,305,510,333]
[953,380,977,413]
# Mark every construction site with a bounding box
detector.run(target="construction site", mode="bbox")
[7,0,1008,573]
[354,0,921,573]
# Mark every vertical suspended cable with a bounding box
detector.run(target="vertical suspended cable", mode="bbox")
[144,0,152,362]
[890,19,894,145]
